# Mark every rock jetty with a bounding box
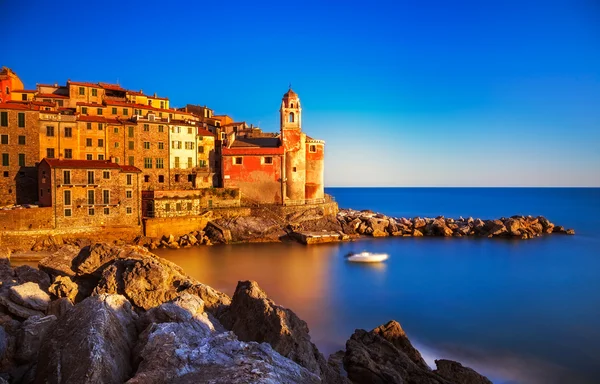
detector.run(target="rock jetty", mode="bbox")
[0,243,492,383]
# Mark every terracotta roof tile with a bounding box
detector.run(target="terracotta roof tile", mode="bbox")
[41,158,141,172]
[36,93,69,99]
[11,89,37,93]
[68,81,102,88]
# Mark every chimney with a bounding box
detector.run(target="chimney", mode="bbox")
[109,156,116,163]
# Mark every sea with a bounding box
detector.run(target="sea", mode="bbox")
[154,187,600,384]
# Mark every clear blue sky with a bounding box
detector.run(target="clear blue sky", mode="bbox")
[2,0,599,186]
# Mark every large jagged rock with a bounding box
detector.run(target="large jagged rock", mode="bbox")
[73,243,155,277]
[481,220,507,237]
[48,275,79,303]
[0,291,44,319]
[219,280,347,384]
[35,294,138,384]
[372,320,430,371]
[38,245,80,278]
[0,326,7,361]
[129,327,320,384]
[217,216,285,242]
[9,282,51,312]
[433,359,492,384]
[204,221,232,244]
[46,297,73,319]
[16,315,56,364]
[180,282,231,314]
[429,218,454,237]
[13,265,51,292]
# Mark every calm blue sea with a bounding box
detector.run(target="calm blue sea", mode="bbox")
[156,187,600,384]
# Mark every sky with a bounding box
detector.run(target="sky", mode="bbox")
[2,0,599,186]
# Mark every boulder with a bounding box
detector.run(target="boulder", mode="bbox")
[183,283,231,314]
[0,248,15,285]
[38,245,80,277]
[366,218,390,236]
[48,275,79,303]
[413,229,424,237]
[73,243,155,277]
[0,326,7,361]
[413,217,427,229]
[0,291,43,319]
[46,297,74,318]
[16,315,56,363]
[13,265,51,291]
[219,280,346,383]
[433,359,492,384]
[31,235,63,252]
[537,216,555,233]
[9,282,51,312]
[481,220,507,237]
[430,218,454,237]
[35,294,138,384]
[372,320,429,371]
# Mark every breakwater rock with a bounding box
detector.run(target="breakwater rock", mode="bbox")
[337,209,575,239]
[0,243,491,383]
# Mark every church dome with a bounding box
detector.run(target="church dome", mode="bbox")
[283,88,298,99]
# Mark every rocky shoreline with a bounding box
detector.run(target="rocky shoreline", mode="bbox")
[0,243,492,383]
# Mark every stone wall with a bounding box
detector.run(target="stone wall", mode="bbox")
[0,207,54,231]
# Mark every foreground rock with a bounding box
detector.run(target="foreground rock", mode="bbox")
[219,280,348,384]
[339,320,491,384]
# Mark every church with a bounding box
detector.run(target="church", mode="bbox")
[221,89,325,205]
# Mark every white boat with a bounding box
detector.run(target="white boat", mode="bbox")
[345,251,389,263]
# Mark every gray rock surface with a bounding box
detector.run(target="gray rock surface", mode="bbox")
[9,283,51,312]
[16,315,56,363]
[433,359,493,384]
[0,292,44,319]
[13,266,51,291]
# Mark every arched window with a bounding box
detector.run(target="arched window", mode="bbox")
[290,103,294,108]
[289,112,294,123]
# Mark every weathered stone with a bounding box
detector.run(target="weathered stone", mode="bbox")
[219,280,346,383]
[48,275,79,303]
[35,294,138,384]
[46,297,74,318]
[74,243,154,277]
[38,245,80,278]
[372,320,430,371]
[31,235,63,252]
[433,359,492,384]
[430,218,454,237]
[13,265,51,291]
[0,292,44,319]
[0,326,7,361]
[413,217,427,229]
[16,315,56,363]
[9,282,50,312]
[482,220,507,237]
[413,229,424,237]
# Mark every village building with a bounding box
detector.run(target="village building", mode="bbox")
[221,89,325,205]
[0,67,25,104]
[0,102,40,205]
[38,110,78,160]
[37,158,142,228]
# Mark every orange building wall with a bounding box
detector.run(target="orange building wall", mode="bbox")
[222,153,283,204]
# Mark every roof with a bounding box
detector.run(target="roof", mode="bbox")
[283,88,298,99]
[222,147,284,156]
[98,82,125,91]
[41,158,142,173]
[0,102,39,111]
[36,93,69,99]
[77,115,125,124]
[12,89,37,93]
[197,128,215,137]
[68,81,102,89]
[229,137,280,148]
[76,101,104,108]
[222,121,246,127]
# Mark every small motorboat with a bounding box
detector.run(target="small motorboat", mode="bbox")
[345,251,389,263]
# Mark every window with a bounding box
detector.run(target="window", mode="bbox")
[187,174,194,182]
[199,159,206,167]
[114,127,119,133]
[293,166,297,172]
[289,112,294,123]
[0,112,7,126]
[63,170,71,184]
[87,189,95,205]
[263,156,273,164]
[86,138,92,147]
[114,157,119,164]
[92,88,97,97]
[126,207,132,214]
[174,157,180,168]
[156,158,164,169]
[46,126,54,136]
[123,108,128,116]
[187,127,192,134]
[98,123,103,130]
[97,108,103,115]
[128,156,134,166]
[126,190,132,198]
[18,154,25,166]
[128,126,134,138]
[185,141,194,150]
[64,190,71,205]
[3,171,8,177]
[114,142,119,148]
[103,171,110,179]
[309,145,317,153]
[290,103,294,108]
[86,154,93,160]
[158,125,164,133]
[187,157,193,168]
[86,122,91,130]
[65,127,72,137]
[198,145,204,153]
[187,202,192,211]
[97,154,104,160]
[111,107,117,115]
[176,203,182,211]
[0,135,7,145]
[160,101,164,109]
[171,141,182,149]
[88,207,95,216]
[79,87,85,95]
[87,171,95,184]
[158,175,164,183]
[234,157,242,165]
[144,175,150,183]
[20,93,27,101]
[64,149,72,159]
[18,136,25,145]
[165,203,170,212]
[103,190,110,204]
[143,124,149,132]
[64,208,72,217]
[174,174,180,182]
[57,100,63,107]
[47,148,55,158]
[143,142,150,149]
[144,158,152,168]
[18,113,25,127]
[103,207,110,215]
[82,107,88,115]
[128,141,134,150]
[126,174,132,185]
[158,142,164,150]
[98,139,104,147]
